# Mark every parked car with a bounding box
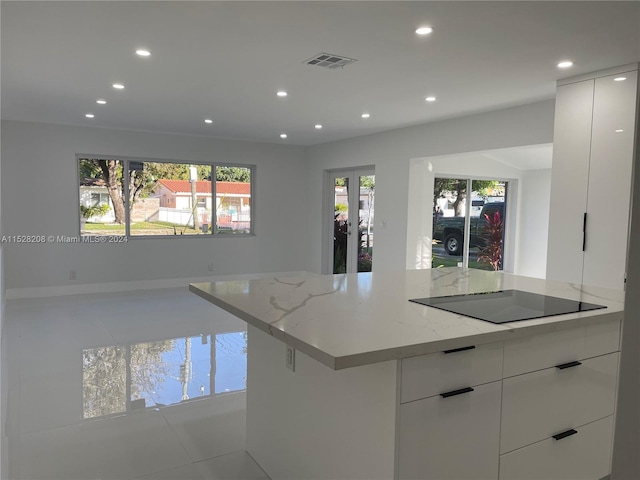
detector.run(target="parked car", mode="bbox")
[433,202,505,255]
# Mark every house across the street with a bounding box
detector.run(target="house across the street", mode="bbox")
[154,179,251,230]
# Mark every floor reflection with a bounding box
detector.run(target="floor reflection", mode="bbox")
[4,287,266,480]
[82,332,247,419]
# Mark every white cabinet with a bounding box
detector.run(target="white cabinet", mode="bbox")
[502,319,620,377]
[546,64,639,289]
[546,79,594,285]
[583,71,638,287]
[398,343,503,480]
[397,321,620,480]
[499,416,614,480]
[398,381,502,480]
[400,342,503,403]
[501,353,618,453]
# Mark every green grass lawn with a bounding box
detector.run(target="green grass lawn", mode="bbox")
[84,221,252,236]
[431,241,496,271]
[433,257,494,270]
[84,221,202,234]
[84,223,125,231]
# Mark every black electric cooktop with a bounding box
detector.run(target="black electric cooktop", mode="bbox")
[409,289,606,324]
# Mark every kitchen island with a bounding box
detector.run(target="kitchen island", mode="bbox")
[190,268,623,480]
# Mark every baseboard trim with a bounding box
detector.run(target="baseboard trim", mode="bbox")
[6,271,317,299]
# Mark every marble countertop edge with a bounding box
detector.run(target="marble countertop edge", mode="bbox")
[190,283,339,369]
[189,272,625,371]
[333,309,624,369]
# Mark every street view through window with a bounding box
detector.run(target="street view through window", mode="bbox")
[79,158,253,237]
[432,178,506,270]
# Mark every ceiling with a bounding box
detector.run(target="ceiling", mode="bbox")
[425,143,553,172]
[2,1,639,146]
[481,144,553,171]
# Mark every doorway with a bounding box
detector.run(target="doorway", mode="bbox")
[432,177,507,270]
[326,168,375,274]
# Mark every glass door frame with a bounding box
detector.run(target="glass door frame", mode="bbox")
[323,167,375,274]
[432,174,511,271]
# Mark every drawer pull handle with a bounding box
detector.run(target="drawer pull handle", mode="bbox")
[556,360,582,370]
[440,387,474,398]
[583,212,587,251]
[443,345,476,354]
[553,429,578,441]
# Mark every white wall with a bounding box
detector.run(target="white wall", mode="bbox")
[515,169,551,279]
[1,121,309,290]
[307,100,556,274]
[0,124,6,480]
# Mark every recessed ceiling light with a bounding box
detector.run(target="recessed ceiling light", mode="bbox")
[315,124,323,130]
[557,61,573,69]
[136,49,151,57]
[276,91,288,97]
[361,113,370,119]
[112,83,125,90]
[615,129,624,133]
[96,99,107,105]
[280,133,288,139]
[85,113,95,118]
[614,77,627,82]
[204,119,213,124]
[425,96,437,102]
[415,26,433,35]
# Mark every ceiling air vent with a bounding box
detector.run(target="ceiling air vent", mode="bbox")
[304,52,357,69]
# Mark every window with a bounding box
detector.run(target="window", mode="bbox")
[90,193,110,207]
[79,159,125,234]
[78,157,254,237]
[432,177,507,270]
[82,332,247,419]
[214,165,252,234]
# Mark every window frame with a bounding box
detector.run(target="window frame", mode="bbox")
[77,154,256,239]
[431,174,509,271]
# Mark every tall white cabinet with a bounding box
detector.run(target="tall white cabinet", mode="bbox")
[546,64,639,290]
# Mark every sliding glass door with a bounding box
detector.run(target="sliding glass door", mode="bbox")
[432,177,507,270]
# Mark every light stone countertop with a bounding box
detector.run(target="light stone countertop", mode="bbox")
[190,268,624,370]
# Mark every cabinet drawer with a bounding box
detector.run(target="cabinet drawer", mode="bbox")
[400,341,503,403]
[503,320,620,377]
[499,415,613,480]
[398,381,501,480]
[501,352,618,453]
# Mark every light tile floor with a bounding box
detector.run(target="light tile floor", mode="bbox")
[4,287,269,480]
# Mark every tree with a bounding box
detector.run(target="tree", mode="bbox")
[144,163,210,182]
[82,339,176,419]
[79,159,218,225]
[79,159,250,226]
[433,178,499,217]
[360,176,375,190]
[215,166,250,182]
[433,179,467,216]
[335,176,375,189]
[79,158,151,224]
